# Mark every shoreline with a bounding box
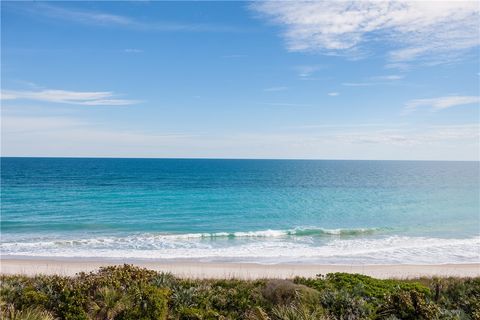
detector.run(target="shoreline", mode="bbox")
[1,257,479,279]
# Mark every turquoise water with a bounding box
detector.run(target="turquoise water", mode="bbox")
[1,158,479,264]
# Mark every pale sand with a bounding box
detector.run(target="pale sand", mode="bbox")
[1,258,479,279]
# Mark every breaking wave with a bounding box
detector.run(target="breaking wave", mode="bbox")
[1,227,479,264]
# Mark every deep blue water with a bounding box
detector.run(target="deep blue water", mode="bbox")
[1,157,479,264]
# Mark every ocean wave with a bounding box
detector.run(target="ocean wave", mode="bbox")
[0,227,380,246]
[143,227,380,239]
[1,232,479,264]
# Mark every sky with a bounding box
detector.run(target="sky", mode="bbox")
[1,1,479,160]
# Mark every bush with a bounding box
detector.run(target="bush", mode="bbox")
[428,277,480,319]
[376,290,439,320]
[296,273,430,301]
[271,304,329,320]
[87,286,132,320]
[0,304,55,320]
[174,306,221,320]
[320,289,372,320]
[122,284,169,320]
[1,265,478,320]
[262,280,302,306]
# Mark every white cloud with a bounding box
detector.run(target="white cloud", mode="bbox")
[405,95,480,113]
[370,74,404,81]
[328,92,339,96]
[251,1,479,63]
[1,89,141,106]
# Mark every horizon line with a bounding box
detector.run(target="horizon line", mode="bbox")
[1,156,478,162]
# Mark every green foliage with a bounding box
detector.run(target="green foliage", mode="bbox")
[245,307,271,320]
[271,304,327,320]
[427,277,480,319]
[0,304,55,320]
[296,273,430,300]
[1,265,478,320]
[87,286,132,320]
[377,290,439,320]
[320,289,372,319]
[122,284,169,320]
[174,306,221,320]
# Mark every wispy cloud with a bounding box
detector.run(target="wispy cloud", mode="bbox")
[13,3,244,33]
[1,88,141,106]
[295,65,324,78]
[342,74,404,87]
[124,48,143,53]
[327,92,339,96]
[264,86,288,92]
[405,95,480,113]
[251,1,479,64]
[370,75,404,81]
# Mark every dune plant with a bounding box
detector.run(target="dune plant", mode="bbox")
[87,286,132,320]
[1,265,479,320]
[0,303,55,320]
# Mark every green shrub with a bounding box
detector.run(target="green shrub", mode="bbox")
[376,290,439,320]
[296,273,430,301]
[271,304,328,320]
[428,277,480,319]
[0,304,55,320]
[245,307,271,320]
[1,266,478,320]
[174,306,221,320]
[122,284,170,320]
[320,289,372,320]
[151,272,178,289]
[262,280,301,306]
[87,286,133,320]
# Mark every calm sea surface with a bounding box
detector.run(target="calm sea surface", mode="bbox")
[1,158,479,264]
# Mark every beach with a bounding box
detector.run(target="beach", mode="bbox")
[1,258,479,279]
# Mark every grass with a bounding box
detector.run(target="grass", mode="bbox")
[1,264,479,320]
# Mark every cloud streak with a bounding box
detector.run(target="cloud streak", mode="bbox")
[295,65,324,78]
[251,1,479,64]
[405,95,480,113]
[14,3,244,33]
[1,89,141,106]
[342,74,404,87]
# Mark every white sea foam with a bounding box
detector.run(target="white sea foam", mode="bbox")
[1,230,479,264]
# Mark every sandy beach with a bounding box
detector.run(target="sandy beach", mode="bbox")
[1,258,478,279]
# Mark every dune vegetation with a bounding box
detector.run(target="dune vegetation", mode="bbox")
[1,264,479,320]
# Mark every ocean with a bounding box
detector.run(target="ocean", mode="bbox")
[1,157,479,264]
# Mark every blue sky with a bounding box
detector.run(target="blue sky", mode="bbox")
[1,1,479,160]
